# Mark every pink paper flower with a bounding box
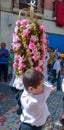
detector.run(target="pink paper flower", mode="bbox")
[13,62,17,69]
[16,20,21,26]
[30,35,38,42]
[32,53,40,61]
[41,38,47,44]
[28,41,36,50]
[23,29,30,37]
[13,34,20,42]
[26,24,31,29]
[14,54,21,61]
[35,66,42,73]
[19,56,25,63]
[20,19,28,27]
[12,42,21,50]
[40,24,46,31]
[18,62,26,69]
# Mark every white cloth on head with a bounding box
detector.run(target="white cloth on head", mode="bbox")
[9,68,15,86]
[13,75,24,90]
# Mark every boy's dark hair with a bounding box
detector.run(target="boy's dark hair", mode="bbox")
[23,69,44,90]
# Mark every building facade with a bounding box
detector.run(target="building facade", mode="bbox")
[1,0,64,52]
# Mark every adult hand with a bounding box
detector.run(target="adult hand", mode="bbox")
[0,52,4,56]
[52,87,57,92]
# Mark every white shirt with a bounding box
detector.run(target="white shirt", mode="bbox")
[53,60,61,73]
[20,81,53,126]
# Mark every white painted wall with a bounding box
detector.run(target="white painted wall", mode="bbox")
[44,9,53,18]
[1,11,64,50]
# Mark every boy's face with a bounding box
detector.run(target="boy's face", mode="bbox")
[28,80,44,95]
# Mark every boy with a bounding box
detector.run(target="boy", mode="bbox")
[19,69,56,130]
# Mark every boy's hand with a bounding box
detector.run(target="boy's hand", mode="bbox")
[51,87,57,92]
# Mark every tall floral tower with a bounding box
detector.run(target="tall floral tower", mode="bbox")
[12,0,47,75]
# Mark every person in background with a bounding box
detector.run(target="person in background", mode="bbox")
[0,42,9,82]
[48,47,55,73]
[8,48,14,79]
[12,74,24,115]
[60,52,64,74]
[19,69,56,130]
[54,48,60,61]
[10,70,24,115]
[44,46,50,81]
[51,56,62,90]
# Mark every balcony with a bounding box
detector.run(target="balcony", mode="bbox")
[12,0,37,9]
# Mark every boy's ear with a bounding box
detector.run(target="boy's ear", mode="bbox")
[28,86,34,93]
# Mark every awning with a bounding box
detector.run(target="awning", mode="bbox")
[47,33,64,53]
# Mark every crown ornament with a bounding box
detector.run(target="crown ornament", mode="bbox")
[12,0,47,75]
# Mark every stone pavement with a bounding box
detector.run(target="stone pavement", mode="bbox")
[0,81,64,130]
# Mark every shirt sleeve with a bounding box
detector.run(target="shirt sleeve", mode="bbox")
[43,81,52,101]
